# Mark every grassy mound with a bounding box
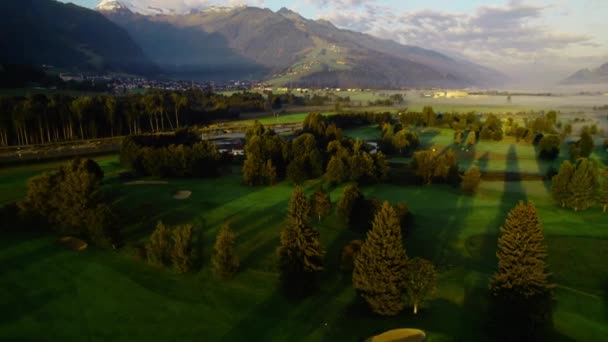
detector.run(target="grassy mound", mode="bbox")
[56,236,87,251]
[366,328,426,342]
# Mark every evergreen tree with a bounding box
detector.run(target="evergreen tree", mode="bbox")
[454,131,463,145]
[353,202,408,315]
[326,155,348,184]
[461,165,482,193]
[311,189,332,222]
[337,184,364,227]
[466,131,477,147]
[277,186,324,297]
[567,158,599,211]
[489,201,553,338]
[171,224,194,273]
[551,160,574,207]
[403,258,437,314]
[212,223,240,279]
[146,221,171,267]
[579,131,594,157]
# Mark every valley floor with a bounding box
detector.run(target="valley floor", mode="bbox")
[1,153,607,341]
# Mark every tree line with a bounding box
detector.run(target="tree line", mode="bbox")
[552,158,608,212]
[0,90,268,146]
[120,130,221,178]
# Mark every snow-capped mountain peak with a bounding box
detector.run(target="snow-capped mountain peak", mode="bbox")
[96,0,235,16]
[96,0,129,13]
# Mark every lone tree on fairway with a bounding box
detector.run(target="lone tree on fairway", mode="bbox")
[551,160,574,207]
[171,224,194,273]
[404,258,438,315]
[461,165,482,193]
[311,189,332,222]
[337,184,364,227]
[466,130,477,147]
[146,221,171,267]
[454,131,463,145]
[579,131,594,158]
[490,201,553,338]
[353,202,408,316]
[566,158,599,211]
[277,186,324,297]
[212,223,240,279]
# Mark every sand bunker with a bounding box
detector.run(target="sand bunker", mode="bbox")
[57,236,88,251]
[173,190,192,200]
[125,181,169,185]
[366,329,426,342]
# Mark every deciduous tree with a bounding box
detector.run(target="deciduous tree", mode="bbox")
[403,258,437,314]
[212,224,239,279]
[146,221,171,267]
[311,189,331,222]
[171,224,194,273]
[461,165,482,193]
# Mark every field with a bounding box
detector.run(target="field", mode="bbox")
[1,140,607,341]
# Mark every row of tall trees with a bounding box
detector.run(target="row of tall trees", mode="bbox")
[0,90,267,146]
[552,158,607,211]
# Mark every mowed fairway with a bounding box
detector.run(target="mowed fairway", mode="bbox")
[1,154,607,341]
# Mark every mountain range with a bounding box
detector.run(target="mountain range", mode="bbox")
[0,0,156,75]
[1,0,507,88]
[561,63,608,85]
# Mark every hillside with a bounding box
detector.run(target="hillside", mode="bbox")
[100,5,504,87]
[562,63,608,84]
[0,0,156,75]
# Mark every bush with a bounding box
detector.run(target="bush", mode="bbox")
[341,240,363,272]
[461,166,482,193]
[538,135,561,159]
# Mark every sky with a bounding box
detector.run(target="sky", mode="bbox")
[61,0,608,85]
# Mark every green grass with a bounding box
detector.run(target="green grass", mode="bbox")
[1,145,607,341]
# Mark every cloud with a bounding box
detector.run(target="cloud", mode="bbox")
[320,2,598,71]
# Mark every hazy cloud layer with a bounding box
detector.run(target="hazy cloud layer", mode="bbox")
[316,1,606,83]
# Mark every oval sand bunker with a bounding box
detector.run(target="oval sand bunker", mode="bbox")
[366,329,426,342]
[174,190,192,200]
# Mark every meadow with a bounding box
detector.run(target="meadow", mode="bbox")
[1,139,607,341]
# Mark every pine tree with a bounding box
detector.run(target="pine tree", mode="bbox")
[277,186,324,297]
[146,221,171,267]
[311,189,332,222]
[326,155,348,184]
[466,131,477,147]
[567,158,599,211]
[337,184,363,227]
[461,165,482,193]
[454,131,463,145]
[171,224,193,273]
[404,258,437,314]
[489,201,553,337]
[353,202,408,315]
[551,160,574,207]
[212,223,239,279]
[579,131,594,157]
